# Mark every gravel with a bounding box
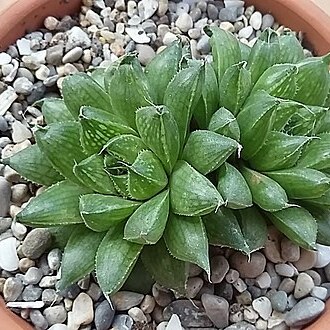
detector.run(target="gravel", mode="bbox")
[0,0,327,329]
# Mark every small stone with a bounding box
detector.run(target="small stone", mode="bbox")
[215,282,233,301]
[226,269,240,284]
[0,177,11,217]
[188,28,201,39]
[255,272,271,289]
[0,116,8,132]
[224,321,256,330]
[44,16,59,30]
[310,286,328,301]
[48,325,68,330]
[201,294,229,328]
[115,0,126,10]
[163,300,213,327]
[66,27,91,51]
[207,4,218,20]
[236,291,252,305]
[23,267,43,285]
[197,35,210,54]
[314,243,330,268]
[0,237,19,272]
[238,26,254,40]
[163,32,177,45]
[112,315,133,330]
[13,77,33,95]
[11,184,29,205]
[275,263,295,277]
[152,283,173,307]
[94,299,115,330]
[0,87,18,116]
[22,50,47,70]
[44,304,67,326]
[138,0,158,20]
[293,248,317,271]
[140,295,155,314]
[220,21,235,33]
[18,258,35,273]
[17,38,32,56]
[30,310,48,330]
[0,52,11,65]
[176,2,189,15]
[112,291,144,311]
[86,9,103,27]
[175,13,193,33]
[305,270,322,286]
[35,65,50,81]
[233,278,247,293]
[22,284,42,301]
[158,0,168,16]
[281,237,300,262]
[59,284,80,300]
[210,255,229,283]
[42,289,58,305]
[22,228,52,259]
[261,14,275,30]
[0,217,12,234]
[186,277,203,298]
[67,293,93,328]
[3,277,24,301]
[46,45,64,66]
[190,7,201,22]
[250,11,262,30]
[166,314,182,330]
[136,44,155,65]
[285,297,325,327]
[11,120,32,143]
[39,276,57,288]
[219,7,238,23]
[252,296,272,320]
[47,248,62,271]
[255,319,267,330]
[126,27,150,43]
[243,306,259,323]
[294,273,315,299]
[86,282,102,301]
[270,291,287,313]
[230,251,266,279]
[128,307,147,323]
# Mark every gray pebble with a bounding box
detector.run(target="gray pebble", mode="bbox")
[30,310,49,330]
[270,291,287,312]
[42,288,59,305]
[59,283,81,299]
[63,46,83,63]
[3,277,24,301]
[22,266,43,285]
[0,177,11,217]
[215,281,233,301]
[197,35,210,54]
[22,50,46,70]
[112,314,133,330]
[44,304,67,325]
[230,252,266,279]
[47,248,62,271]
[11,120,32,143]
[294,272,315,299]
[275,263,295,277]
[17,67,35,82]
[46,45,64,65]
[190,7,202,22]
[86,9,103,27]
[175,13,193,32]
[236,291,252,305]
[255,272,271,289]
[112,291,144,311]
[252,296,272,320]
[152,283,173,307]
[305,269,322,286]
[285,297,325,327]
[211,255,229,284]
[248,286,262,299]
[261,14,275,30]
[22,284,42,301]
[22,228,52,259]
[136,44,156,65]
[186,277,204,299]
[87,282,102,301]
[224,321,256,330]
[94,299,115,330]
[35,65,50,81]
[13,77,33,95]
[0,217,12,234]
[202,294,229,328]
[176,2,189,15]
[0,116,8,132]
[66,26,91,51]
[219,7,238,23]
[238,26,254,39]
[310,286,328,301]
[207,4,218,20]
[11,184,29,204]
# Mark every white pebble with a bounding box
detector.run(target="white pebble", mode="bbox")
[0,237,19,271]
[238,26,253,39]
[175,13,193,33]
[16,38,32,56]
[7,301,45,309]
[126,27,150,43]
[250,11,262,30]
[11,120,32,143]
[252,296,272,320]
[314,243,330,268]
[0,52,11,65]
[138,0,158,21]
[86,9,103,27]
[35,65,50,81]
[0,87,18,116]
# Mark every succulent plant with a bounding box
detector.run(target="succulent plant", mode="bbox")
[3,27,330,296]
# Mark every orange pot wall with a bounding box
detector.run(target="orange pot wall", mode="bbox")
[245,0,330,55]
[0,0,81,51]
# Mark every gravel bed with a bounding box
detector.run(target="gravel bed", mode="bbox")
[0,0,323,329]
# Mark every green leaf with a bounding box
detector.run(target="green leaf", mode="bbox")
[241,166,290,212]
[39,98,74,124]
[2,144,63,186]
[292,54,330,106]
[145,40,182,104]
[89,68,106,88]
[96,224,143,295]
[306,206,330,245]
[205,26,241,83]
[278,31,305,64]
[141,239,188,294]
[239,42,251,62]
[194,62,219,128]
[296,133,330,171]
[237,91,279,159]
[217,163,252,209]
[267,206,317,250]
[247,28,280,84]
[252,64,298,99]
[79,106,137,155]
[265,167,330,199]
[79,194,141,232]
[17,180,89,226]
[249,132,312,171]
[182,130,240,175]
[105,56,151,129]
[170,160,224,216]
[105,134,146,164]
[35,122,87,185]
[164,63,202,147]
[302,188,330,208]
[208,107,240,141]
[48,225,76,250]
[109,174,129,197]
[164,213,210,279]
[136,105,180,174]
[203,207,267,255]
[219,62,252,115]
[73,154,117,195]
[57,225,105,291]
[62,73,111,118]
[128,150,168,200]
[124,190,169,244]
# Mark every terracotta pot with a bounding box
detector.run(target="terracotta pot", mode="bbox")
[0,0,330,329]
